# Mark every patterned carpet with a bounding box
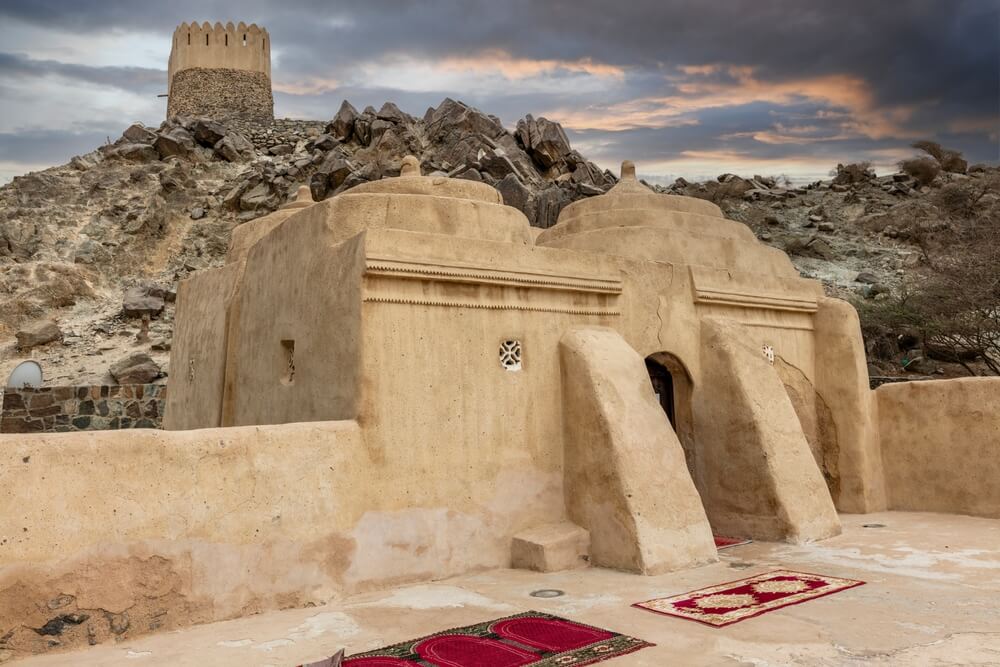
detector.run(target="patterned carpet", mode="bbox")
[633,570,865,627]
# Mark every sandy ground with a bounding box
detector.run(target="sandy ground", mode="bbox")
[14,511,1000,666]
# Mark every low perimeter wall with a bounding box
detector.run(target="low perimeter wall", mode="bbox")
[877,377,1000,518]
[0,385,166,433]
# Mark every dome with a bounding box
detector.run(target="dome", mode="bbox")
[535,160,799,279]
[303,156,532,245]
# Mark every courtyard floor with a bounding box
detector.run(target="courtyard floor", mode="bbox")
[16,512,1000,666]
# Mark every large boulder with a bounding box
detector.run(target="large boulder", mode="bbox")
[153,126,196,159]
[516,114,572,169]
[122,123,157,144]
[191,119,228,147]
[496,173,531,218]
[534,185,574,229]
[328,100,359,142]
[239,182,279,211]
[316,154,353,189]
[112,143,158,162]
[213,132,254,162]
[110,353,161,384]
[122,285,165,317]
[426,98,506,143]
[15,321,62,350]
[376,102,408,124]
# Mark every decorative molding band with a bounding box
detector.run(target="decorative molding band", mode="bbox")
[365,256,622,294]
[363,295,620,316]
[735,320,815,332]
[694,287,818,314]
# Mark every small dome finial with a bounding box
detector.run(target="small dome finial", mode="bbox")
[621,160,636,181]
[295,185,313,203]
[400,155,421,177]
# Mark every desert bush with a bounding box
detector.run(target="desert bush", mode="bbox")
[858,204,1000,375]
[899,157,941,186]
[934,182,976,217]
[912,140,968,173]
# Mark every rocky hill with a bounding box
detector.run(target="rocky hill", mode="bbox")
[1,99,997,386]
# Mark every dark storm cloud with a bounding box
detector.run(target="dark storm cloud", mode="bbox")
[0,52,164,93]
[0,0,996,179]
[0,127,117,163]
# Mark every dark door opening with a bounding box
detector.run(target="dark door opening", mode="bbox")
[645,358,676,428]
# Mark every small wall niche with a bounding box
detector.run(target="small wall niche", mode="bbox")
[281,340,295,385]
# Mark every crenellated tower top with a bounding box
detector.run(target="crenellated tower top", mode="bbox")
[167,22,271,92]
[166,21,273,121]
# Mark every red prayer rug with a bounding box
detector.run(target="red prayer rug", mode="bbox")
[633,569,865,627]
[713,535,752,549]
[341,611,652,666]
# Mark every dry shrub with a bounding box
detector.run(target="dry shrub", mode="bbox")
[934,182,976,217]
[912,140,968,174]
[899,157,941,186]
[858,190,1000,375]
[0,262,95,332]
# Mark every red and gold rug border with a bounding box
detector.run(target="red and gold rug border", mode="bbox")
[632,569,866,628]
[341,609,655,665]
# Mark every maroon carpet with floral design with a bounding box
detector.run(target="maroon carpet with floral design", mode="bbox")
[341,611,652,666]
[633,569,865,627]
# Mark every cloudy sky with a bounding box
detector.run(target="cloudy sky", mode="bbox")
[0,0,997,184]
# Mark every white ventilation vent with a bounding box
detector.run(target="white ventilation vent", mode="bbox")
[499,340,522,371]
[762,344,775,365]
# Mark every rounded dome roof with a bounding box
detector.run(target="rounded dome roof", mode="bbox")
[537,160,757,247]
[535,160,799,279]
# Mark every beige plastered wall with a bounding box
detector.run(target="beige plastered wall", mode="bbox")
[814,297,888,512]
[877,377,1000,518]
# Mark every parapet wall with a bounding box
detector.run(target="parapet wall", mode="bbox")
[168,22,270,89]
[878,377,1000,518]
[0,385,166,433]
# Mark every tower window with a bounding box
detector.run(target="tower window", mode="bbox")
[187,33,190,45]
[225,34,228,46]
[243,33,247,46]
[281,340,295,385]
[205,34,209,46]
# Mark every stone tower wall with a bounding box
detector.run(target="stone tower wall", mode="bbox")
[167,22,273,121]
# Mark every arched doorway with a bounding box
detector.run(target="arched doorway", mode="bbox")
[645,353,696,481]
[645,358,676,427]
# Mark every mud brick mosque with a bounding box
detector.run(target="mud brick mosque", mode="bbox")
[0,20,998,663]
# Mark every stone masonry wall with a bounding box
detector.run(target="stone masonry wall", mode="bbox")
[167,67,273,121]
[0,385,166,433]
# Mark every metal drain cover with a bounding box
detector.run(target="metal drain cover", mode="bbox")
[530,589,565,598]
[863,523,887,528]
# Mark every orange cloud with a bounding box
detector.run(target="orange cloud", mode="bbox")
[273,77,341,95]
[438,50,625,80]
[548,64,916,140]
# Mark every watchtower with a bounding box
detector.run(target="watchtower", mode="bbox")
[166,21,274,121]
